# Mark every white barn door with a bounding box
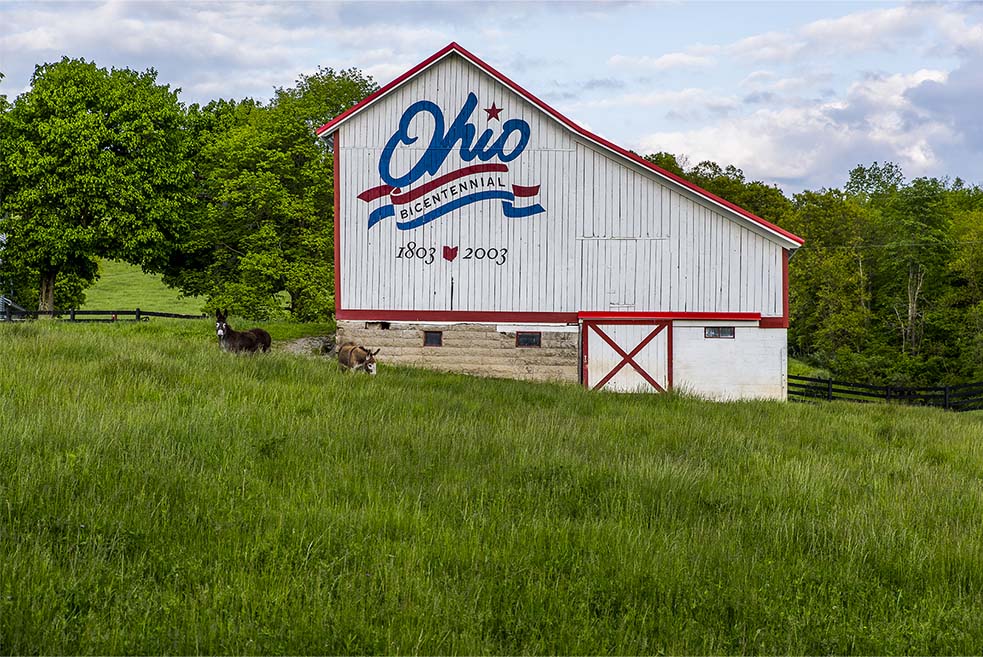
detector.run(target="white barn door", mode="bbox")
[582,320,672,392]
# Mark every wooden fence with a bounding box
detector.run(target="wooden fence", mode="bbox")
[2,307,207,322]
[788,375,983,412]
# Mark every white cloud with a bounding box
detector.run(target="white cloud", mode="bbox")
[799,5,930,53]
[608,52,714,71]
[846,68,947,110]
[633,67,957,190]
[728,31,805,62]
[568,88,739,117]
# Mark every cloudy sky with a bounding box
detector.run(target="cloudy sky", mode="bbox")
[2,1,982,193]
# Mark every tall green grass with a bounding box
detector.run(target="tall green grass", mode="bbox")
[2,320,983,654]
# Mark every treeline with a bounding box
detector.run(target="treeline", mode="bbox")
[3,60,983,384]
[0,59,376,321]
[648,154,983,386]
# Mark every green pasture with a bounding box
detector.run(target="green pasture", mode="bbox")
[82,260,205,315]
[2,320,983,654]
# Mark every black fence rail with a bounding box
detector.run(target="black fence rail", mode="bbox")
[789,375,983,412]
[2,307,207,322]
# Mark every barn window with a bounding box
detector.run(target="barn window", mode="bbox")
[423,330,443,347]
[515,331,542,348]
[704,326,736,339]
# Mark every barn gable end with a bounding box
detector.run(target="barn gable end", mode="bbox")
[321,43,803,400]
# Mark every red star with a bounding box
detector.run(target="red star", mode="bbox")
[484,102,502,121]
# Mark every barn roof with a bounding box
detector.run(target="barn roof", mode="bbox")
[316,42,804,249]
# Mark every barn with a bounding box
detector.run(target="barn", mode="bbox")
[316,43,804,400]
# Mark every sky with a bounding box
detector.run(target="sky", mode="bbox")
[2,0,982,193]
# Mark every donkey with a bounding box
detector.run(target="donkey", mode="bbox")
[248,327,272,353]
[338,342,380,375]
[215,309,270,354]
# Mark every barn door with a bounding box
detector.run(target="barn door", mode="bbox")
[581,320,672,392]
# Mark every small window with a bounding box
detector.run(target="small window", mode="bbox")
[423,330,443,347]
[516,331,542,348]
[705,326,735,339]
[365,321,390,330]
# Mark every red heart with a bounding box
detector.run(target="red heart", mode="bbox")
[443,246,459,261]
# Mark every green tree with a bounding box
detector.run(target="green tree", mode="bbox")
[162,68,376,321]
[785,189,878,377]
[0,58,191,312]
[844,161,904,201]
[643,151,687,178]
[867,177,952,357]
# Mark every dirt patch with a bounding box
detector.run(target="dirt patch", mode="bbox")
[276,335,336,358]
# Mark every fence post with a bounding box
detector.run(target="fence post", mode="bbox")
[70,308,76,322]
[945,385,951,411]
[827,378,833,401]
[135,307,141,322]
[885,386,891,403]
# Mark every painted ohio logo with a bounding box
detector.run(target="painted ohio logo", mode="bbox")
[357,92,546,230]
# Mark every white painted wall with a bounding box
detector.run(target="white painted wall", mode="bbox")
[336,52,788,318]
[671,321,787,400]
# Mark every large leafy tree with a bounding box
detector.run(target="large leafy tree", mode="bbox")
[871,178,953,357]
[162,67,377,321]
[0,58,191,311]
[784,189,878,378]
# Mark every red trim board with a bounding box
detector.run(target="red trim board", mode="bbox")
[337,310,775,324]
[317,42,804,249]
[336,309,579,323]
[578,311,760,321]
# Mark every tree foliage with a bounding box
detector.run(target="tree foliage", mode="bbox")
[0,58,191,311]
[159,68,377,321]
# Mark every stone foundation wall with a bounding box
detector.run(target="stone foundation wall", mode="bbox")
[336,320,580,383]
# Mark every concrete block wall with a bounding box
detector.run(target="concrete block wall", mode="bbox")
[336,320,580,383]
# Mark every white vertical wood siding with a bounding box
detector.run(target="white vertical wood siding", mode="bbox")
[337,53,784,317]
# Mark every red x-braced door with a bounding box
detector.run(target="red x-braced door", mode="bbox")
[581,319,672,392]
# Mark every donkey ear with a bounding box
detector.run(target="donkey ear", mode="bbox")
[372,348,381,355]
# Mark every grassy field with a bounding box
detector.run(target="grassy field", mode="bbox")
[2,320,983,654]
[82,260,205,315]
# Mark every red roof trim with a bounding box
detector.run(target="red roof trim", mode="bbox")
[317,42,804,248]
[316,42,458,137]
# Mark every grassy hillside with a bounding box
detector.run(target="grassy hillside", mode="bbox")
[82,259,204,315]
[2,320,983,654]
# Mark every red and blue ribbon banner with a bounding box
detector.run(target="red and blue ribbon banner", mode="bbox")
[359,165,545,230]
[359,92,546,230]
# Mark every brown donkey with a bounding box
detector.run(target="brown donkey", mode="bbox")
[338,342,380,374]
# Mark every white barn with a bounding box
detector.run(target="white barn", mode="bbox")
[317,43,804,400]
